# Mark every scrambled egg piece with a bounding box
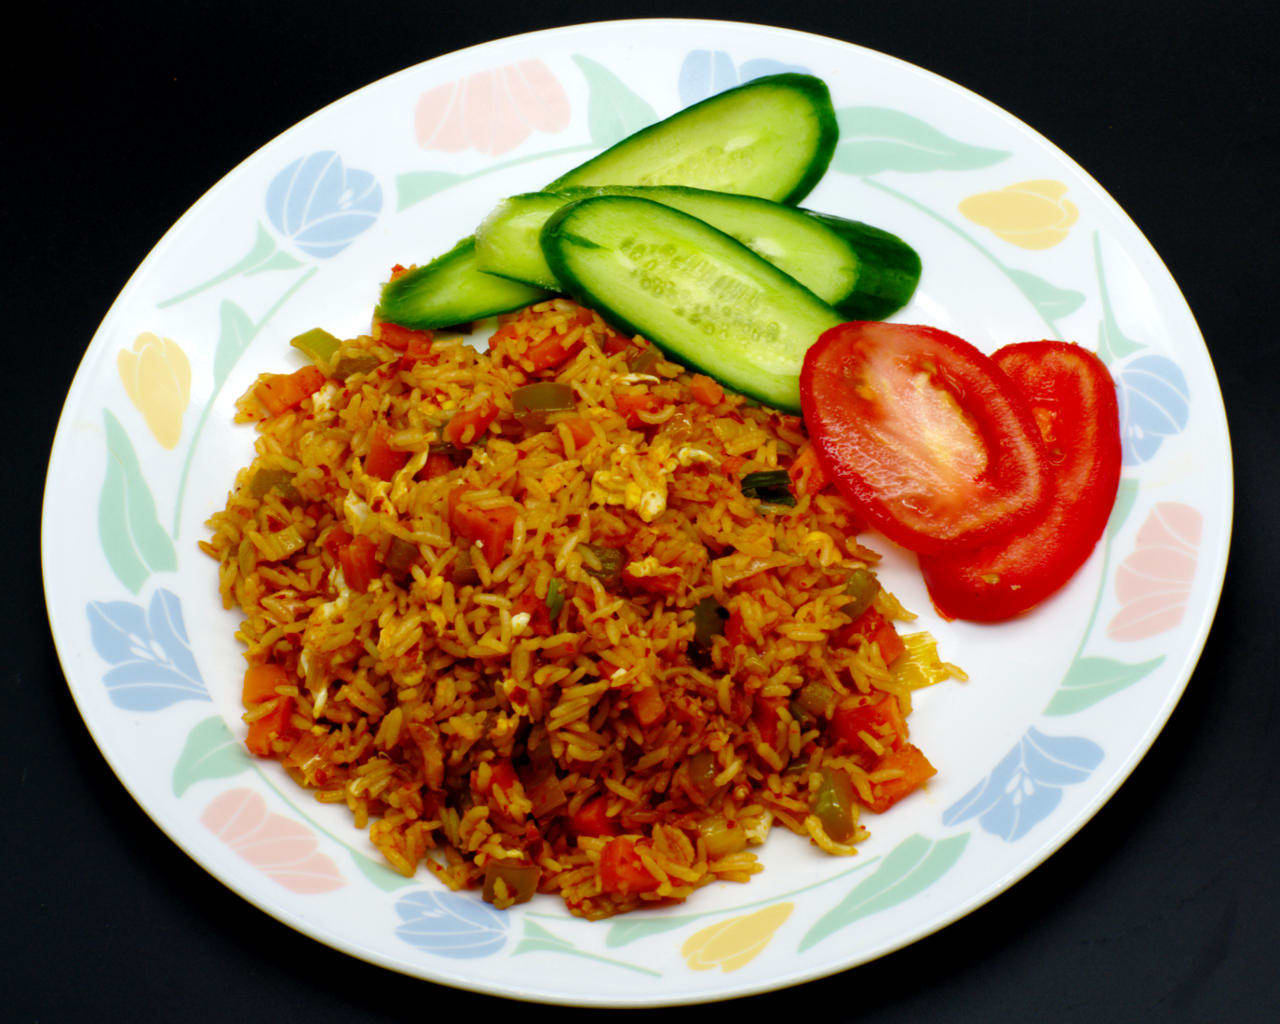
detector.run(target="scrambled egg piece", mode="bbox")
[589,442,672,522]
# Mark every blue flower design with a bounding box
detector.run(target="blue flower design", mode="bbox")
[1116,353,1190,465]
[265,151,382,259]
[86,589,208,711]
[394,889,507,958]
[678,51,810,105]
[942,727,1103,841]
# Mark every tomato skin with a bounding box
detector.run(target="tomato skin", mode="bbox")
[919,341,1122,621]
[799,322,1050,554]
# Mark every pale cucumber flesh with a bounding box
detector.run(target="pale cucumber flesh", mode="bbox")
[542,196,842,411]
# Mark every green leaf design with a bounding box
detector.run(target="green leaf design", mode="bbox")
[1093,232,1144,364]
[605,914,695,948]
[1106,478,1141,542]
[513,919,661,976]
[172,716,251,796]
[832,108,1010,175]
[1044,655,1165,716]
[571,55,657,148]
[798,833,969,952]
[98,410,177,592]
[351,850,414,891]
[244,250,306,276]
[212,300,255,389]
[1007,268,1086,322]
[98,446,148,593]
[396,171,469,212]
[158,223,281,308]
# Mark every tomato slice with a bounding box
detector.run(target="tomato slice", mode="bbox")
[919,341,1122,621]
[799,322,1050,554]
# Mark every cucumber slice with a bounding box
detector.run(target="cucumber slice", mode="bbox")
[807,214,922,321]
[475,186,920,319]
[541,196,842,411]
[377,238,549,330]
[550,74,836,205]
[378,74,837,329]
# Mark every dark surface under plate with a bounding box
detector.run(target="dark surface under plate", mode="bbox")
[9,1,1279,1019]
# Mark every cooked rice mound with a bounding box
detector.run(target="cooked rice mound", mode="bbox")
[203,297,961,919]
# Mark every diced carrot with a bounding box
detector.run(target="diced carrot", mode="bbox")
[599,838,660,894]
[420,452,456,479]
[861,743,936,813]
[475,758,518,796]
[621,562,682,597]
[524,331,584,371]
[630,685,666,728]
[242,663,290,708]
[245,699,296,757]
[340,534,381,592]
[389,263,409,281]
[558,416,595,450]
[377,321,433,352]
[254,365,326,416]
[365,427,409,481]
[834,607,905,665]
[830,695,907,762]
[614,391,667,428]
[789,442,832,496]
[321,526,352,563]
[444,399,498,445]
[448,489,517,565]
[752,695,785,748]
[689,374,724,406]
[601,331,632,356]
[513,591,554,637]
[571,797,618,838]
[725,608,749,649]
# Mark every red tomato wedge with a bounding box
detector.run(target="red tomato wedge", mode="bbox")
[799,322,1051,554]
[919,341,1122,621]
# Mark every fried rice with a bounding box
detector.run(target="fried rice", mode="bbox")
[202,294,962,919]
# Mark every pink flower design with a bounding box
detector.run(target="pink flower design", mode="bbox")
[1107,502,1203,641]
[201,788,345,894]
[415,60,570,157]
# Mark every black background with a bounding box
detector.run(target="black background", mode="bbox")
[10,1,1279,1020]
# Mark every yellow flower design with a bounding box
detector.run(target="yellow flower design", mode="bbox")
[117,332,191,450]
[958,179,1079,249]
[681,902,793,972]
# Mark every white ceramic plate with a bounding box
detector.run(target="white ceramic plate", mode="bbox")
[42,19,1231,1006]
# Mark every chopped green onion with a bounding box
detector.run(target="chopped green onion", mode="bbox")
[581,543,624,583]
[692,597,728,651]
[795,681,835,717]
[385,537,421,577]
[688,750,721,797]
[248,467,300,502]
[332,354,382,380]
[628,345,660,375]
[842,568,880,621]
[450,547,480,586]
[481,861,540,906]
[512,382,575,431]
[741,470,796,506]
[811,767,857,843]
[545,578,565,619]
[290,327,341,366]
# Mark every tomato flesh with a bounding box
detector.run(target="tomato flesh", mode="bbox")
[920,341,1122,621]
[799,322,1050,554]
